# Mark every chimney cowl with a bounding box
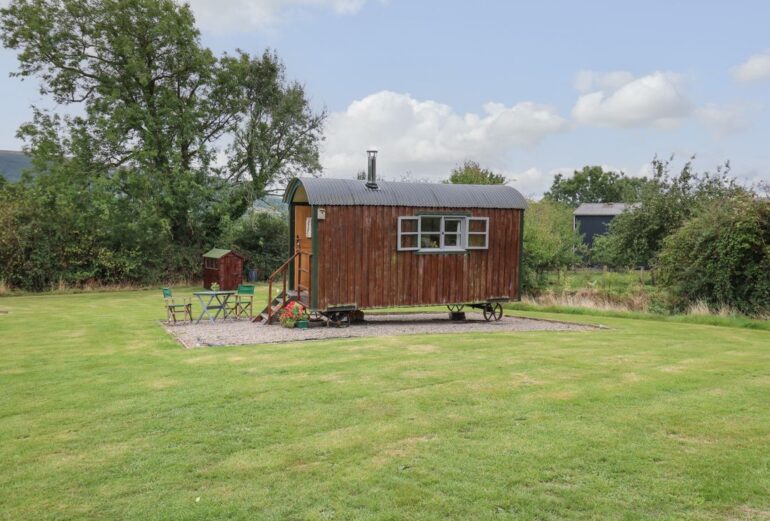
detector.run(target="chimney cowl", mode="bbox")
[366,149,378,189]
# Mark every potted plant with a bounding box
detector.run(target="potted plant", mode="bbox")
[210,282,220,292]
[280,301,309,329]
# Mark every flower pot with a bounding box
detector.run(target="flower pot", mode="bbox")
[295,320,310,329]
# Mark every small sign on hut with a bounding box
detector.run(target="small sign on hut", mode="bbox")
[202,248,244,291]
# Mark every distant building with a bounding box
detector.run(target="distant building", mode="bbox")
[573,203,637,247]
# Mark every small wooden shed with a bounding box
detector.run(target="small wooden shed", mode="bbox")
[202,248,244,290]
[259,152,527,323]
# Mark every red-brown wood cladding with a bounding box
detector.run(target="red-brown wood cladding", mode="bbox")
[314,206,521,310]
[203,252,244,291]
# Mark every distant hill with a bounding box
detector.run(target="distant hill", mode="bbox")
[0,150,33,182]
[253,195,288,213]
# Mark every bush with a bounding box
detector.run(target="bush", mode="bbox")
[657,196,770,316]
[593,157,744,269]
[221,210,289,280]
[522,200,584,292]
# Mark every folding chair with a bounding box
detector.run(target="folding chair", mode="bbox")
[231,284,255,319]
[162,288,192,323]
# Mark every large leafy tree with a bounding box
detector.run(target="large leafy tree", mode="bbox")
[0,0,325,287]
[221,50,324,210]
[1,0,239,248]
[544,166,650,207]
[592,157,744,269]
[445,160,506,185]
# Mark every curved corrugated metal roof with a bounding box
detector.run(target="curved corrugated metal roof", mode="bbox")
[284,178,527,209]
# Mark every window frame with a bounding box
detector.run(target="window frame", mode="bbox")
[466,217,490,250]
[398,214,489,252]
[397,216,420,251]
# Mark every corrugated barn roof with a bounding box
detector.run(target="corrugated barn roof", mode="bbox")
[573,203,638,216]
[284,178,528,209]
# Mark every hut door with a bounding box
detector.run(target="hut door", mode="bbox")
[294,205,312,292]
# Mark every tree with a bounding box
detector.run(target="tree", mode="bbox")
[544,166,649,207]
[0,0,324,287]
[521,200,584,291]
[592,157,745,269]
[446,160,506,185]
[657,195,770,316]
[220,209,289,281]
[221,50,325,215]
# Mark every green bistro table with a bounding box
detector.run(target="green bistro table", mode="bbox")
[194,290,236,324]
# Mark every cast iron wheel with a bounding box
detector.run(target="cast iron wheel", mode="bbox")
[483,303,503,322]
[447,304,465,313]
[328,311,351,328]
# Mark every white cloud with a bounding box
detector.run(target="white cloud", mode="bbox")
[572,71,692,128]
[696,104,752,137]
[321,90,568,180]
[731,49,770,83]
[185,0,377,31]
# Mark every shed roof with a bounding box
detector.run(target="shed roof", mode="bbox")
[284,177,527,209]
[573,203,637,216]
[203,248,234,259]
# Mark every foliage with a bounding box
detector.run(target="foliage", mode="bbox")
[279,300,308,328]
[3,289,770,519]
[0,0,323,290]
[657,195,770,316]
[220,210,289,280]
[445,160,506,184]
[592,157,745,269]
[221,50,325,215]
[521,200,584,291]
[543,165,651,207]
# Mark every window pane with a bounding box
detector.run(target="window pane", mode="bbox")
[421,216,441,232]
[469,219,487,233]
[400,218,418,233]
[400,234,418,249]
[444,219,462,233]
[420,233,441,249]
[444,233,461,247]
[468,234,487,248]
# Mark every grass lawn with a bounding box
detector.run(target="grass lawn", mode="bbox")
[1,288,769,520]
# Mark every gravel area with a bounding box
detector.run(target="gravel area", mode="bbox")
[164,312,594,348]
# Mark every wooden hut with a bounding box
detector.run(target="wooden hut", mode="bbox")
[258,151,527,323]
[202,248,244,291]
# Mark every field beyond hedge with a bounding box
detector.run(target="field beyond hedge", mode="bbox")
[1,289,769,520]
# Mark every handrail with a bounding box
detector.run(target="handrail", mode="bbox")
[266,237,312,324]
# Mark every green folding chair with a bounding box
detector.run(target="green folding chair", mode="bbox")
[230,284,255,319]
[162,288,192,323]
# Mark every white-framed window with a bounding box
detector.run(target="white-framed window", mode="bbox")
[397,215,489,252]
[466,217,489,249]
[398,216,419,251]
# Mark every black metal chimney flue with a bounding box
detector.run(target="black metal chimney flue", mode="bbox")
[366,150,378,189]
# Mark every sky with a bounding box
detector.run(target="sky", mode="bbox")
[1,0,769,196]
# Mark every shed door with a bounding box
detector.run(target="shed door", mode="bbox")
[294,205,312,292]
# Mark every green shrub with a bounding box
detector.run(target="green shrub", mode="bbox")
[522,200,584,292]
[657,196,770,316]
[221,210,289,280]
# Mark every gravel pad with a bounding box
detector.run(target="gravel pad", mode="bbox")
[164,312,594,348]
